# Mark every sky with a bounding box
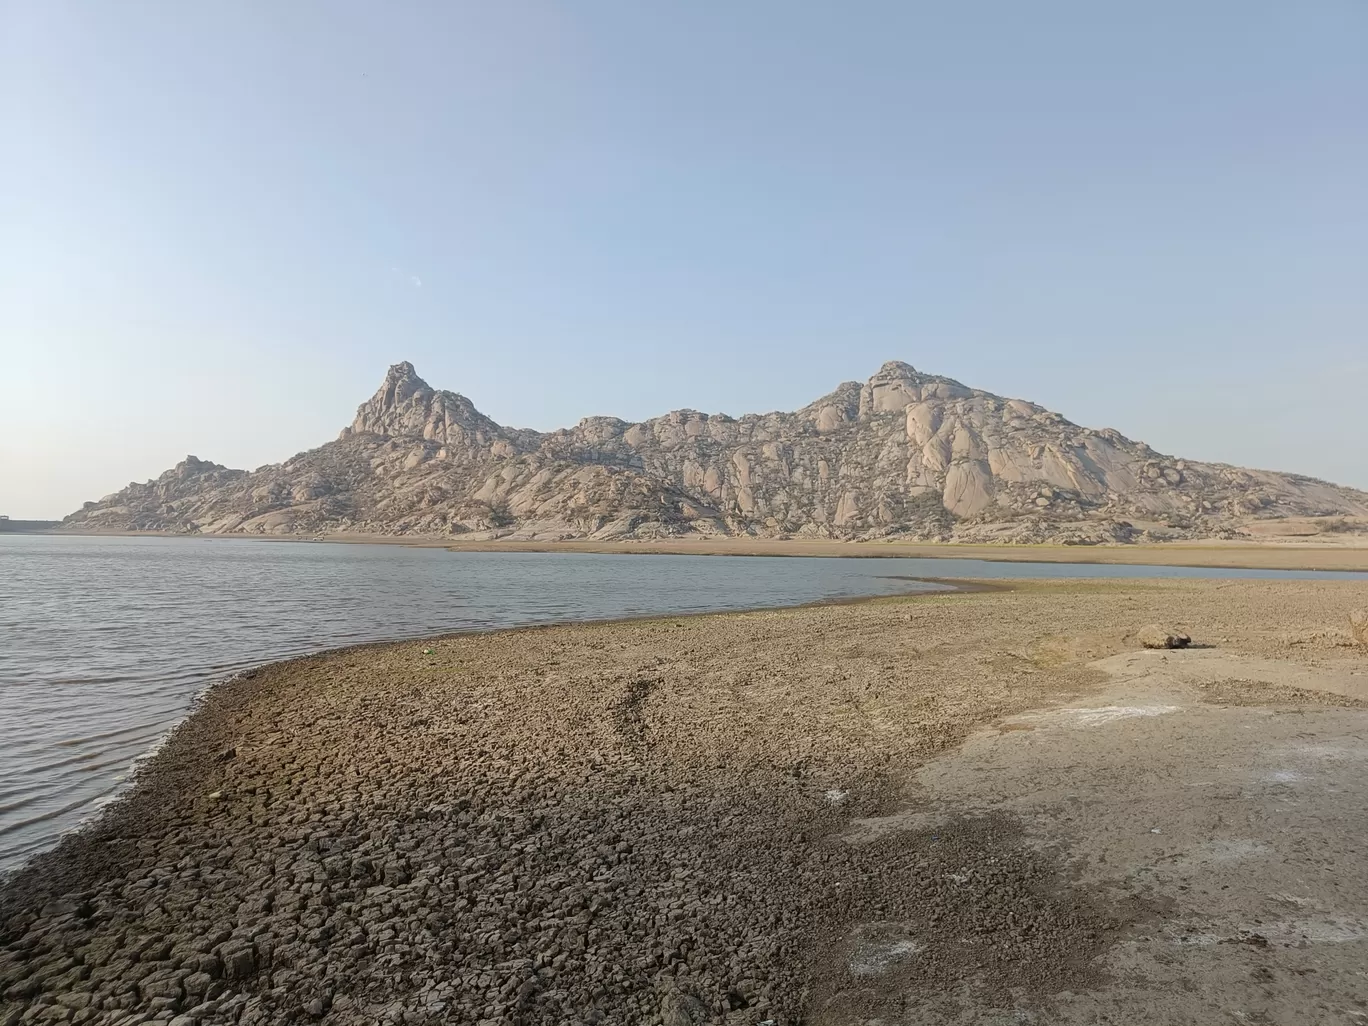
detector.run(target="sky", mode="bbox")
[1,1,1364,519]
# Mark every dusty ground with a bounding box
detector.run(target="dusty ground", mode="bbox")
[2,580,1367,1025]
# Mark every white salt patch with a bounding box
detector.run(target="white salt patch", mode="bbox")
[1264,770,1306,784]
[847,922,925,976]
[849,938,925,976]
[1201,839,1271,861]
[1067,705,1181,727]
[824,789,848,805]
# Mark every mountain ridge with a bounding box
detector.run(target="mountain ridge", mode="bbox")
[63,361,1368,543]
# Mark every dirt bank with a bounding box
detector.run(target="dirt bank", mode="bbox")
[3,580,1366,1025]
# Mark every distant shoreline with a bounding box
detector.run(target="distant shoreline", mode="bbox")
[0,520,62,534]
[29,527,1368,572]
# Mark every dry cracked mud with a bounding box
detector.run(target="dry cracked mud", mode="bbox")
[3,578,1367,1025]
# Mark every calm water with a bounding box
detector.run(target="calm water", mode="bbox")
[3,534,1366,874]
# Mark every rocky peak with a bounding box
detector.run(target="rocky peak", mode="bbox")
[869,360,919,382]
[376,361,432,410]
[162,456,238,484]
[346,361,440,438]
[859,359,974,418]
[176,455,217,473]
[344,361,513,450]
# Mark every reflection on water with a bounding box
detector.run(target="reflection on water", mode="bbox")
[2,534,1363,873]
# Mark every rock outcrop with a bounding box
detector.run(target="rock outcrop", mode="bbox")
[1350,610,1368,647]
[1136,625,1193,650]
[62,360,1368,542]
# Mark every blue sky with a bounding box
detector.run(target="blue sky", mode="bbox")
[2,1,1364,519]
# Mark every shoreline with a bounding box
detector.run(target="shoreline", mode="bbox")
[27,528,1368,572]
[0,578,975,881]
[3,577,1367,1023]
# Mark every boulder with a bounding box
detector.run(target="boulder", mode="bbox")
[1137,625,1192,650]
[1350,609,1368,646]
[659,987,709,1026]
[219,943,256,981]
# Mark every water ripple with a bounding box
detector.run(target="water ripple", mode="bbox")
[3,534,1365,874]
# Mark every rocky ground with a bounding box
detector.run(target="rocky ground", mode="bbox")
[3,580,1367,1025]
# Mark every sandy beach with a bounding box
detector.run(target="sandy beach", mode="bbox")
[3,579,1367,1025]
[43,530,1368,573]
[438,537,1368,573]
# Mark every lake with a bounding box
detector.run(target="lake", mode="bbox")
[3,533,1365,875]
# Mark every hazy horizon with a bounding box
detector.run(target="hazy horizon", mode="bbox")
[4,2,1365,519]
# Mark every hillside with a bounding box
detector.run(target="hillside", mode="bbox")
[63,361,1368,543]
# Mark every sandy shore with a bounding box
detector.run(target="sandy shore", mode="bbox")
[438,537,1368,572]
[42,529,1368,572]
[3,580,1367,1025]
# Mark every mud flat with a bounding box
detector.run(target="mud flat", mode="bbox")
[3,580,1367,1025]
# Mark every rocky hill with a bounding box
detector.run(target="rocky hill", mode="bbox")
[63,361,1368,543]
